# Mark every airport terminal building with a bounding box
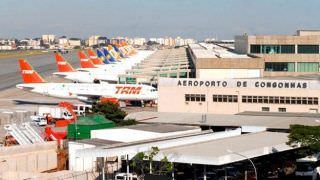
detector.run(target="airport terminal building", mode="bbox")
[189,30,320,80]
[158,77,320,114]
[235,30,320,77]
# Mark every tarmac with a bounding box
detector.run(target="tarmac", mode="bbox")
[0,51,157,111]
[0,52,83,111]
[0,52,79,91]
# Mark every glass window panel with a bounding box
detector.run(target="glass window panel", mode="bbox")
[233,95,238,102]
[253,96,257,103]
[250,45,261,53]
[265,62,295,72]
[308,97,313,105]
[261,45,281,54]
[285,97,291,104]
[190,95,195,101]
[314,97,318,105]
[279,108,286,112]
[185,94,190,101]
[242,96,247,103]
[298,45,319,54]
[213,95,218,102]
[297,97,302,104]
[297,62,319,72]
[280,45,295,54]
[269,96,274,103]
[196,94,201,102]
[302,97,307,104]
[201,95,206,102]
[223,95,228,102]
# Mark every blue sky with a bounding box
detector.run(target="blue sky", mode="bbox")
[0,0,319,40]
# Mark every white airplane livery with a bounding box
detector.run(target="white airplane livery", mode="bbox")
[16,59,158,102]
[53,52,118,83]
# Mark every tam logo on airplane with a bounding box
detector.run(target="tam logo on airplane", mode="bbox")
[81,58,89,62]
[22,70,34,74]
[115,86,142,94]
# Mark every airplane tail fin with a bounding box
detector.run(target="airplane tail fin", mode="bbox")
[96,49,110,64]
[102,48,117,62]
[87,49,103,65]
[19,59,45,83]
[54,53,75,72]
[113,45,125,58]
[78,51,96,68]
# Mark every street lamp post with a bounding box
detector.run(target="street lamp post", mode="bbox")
[226,149,257,180]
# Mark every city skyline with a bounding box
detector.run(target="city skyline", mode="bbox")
[1,0,320,40]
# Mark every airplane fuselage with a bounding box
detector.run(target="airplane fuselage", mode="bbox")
[16,83,158,101]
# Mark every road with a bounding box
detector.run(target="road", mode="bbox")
[0,52,80,90]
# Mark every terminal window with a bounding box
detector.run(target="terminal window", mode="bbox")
[265,62,295,72]
[298,45,319,54]
[242,96,318,105]
[297,62,319,72]
[250,45,295,54]
[185,94,206,102]
[213,94,238,103]
[278,108,286,112]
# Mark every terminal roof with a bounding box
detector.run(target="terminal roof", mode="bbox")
[126,111,320,130]
[124,123,199,133]
[155,131,291,165]
[189,43,251,59]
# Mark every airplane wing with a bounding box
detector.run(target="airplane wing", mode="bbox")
[76,94,115,102]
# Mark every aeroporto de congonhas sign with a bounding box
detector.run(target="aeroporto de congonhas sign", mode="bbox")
[159,78,320,89]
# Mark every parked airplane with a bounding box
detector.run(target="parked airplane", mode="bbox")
[53,53,118,83]
[16,59,158,102]
[77,51,127,74]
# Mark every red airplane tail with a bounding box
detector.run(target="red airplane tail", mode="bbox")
[78,51,96,68]
[54,53,75,72]
[19,59,45,83]
[87,49,103,65]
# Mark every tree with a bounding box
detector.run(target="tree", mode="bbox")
[91,102,137,126]
[287,124,320,152]
[131,147,173,178]
[92,102,126,120]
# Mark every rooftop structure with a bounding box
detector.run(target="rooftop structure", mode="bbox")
[188,43,264,79]
[119,47,194,84]
[154,131,291,166]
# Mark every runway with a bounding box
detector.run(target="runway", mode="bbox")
[0,52,80,90]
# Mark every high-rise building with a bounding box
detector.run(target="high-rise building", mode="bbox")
[88,36,100,47]
[42,34,56,44]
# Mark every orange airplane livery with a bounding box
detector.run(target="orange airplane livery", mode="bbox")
[115,86,142,94]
